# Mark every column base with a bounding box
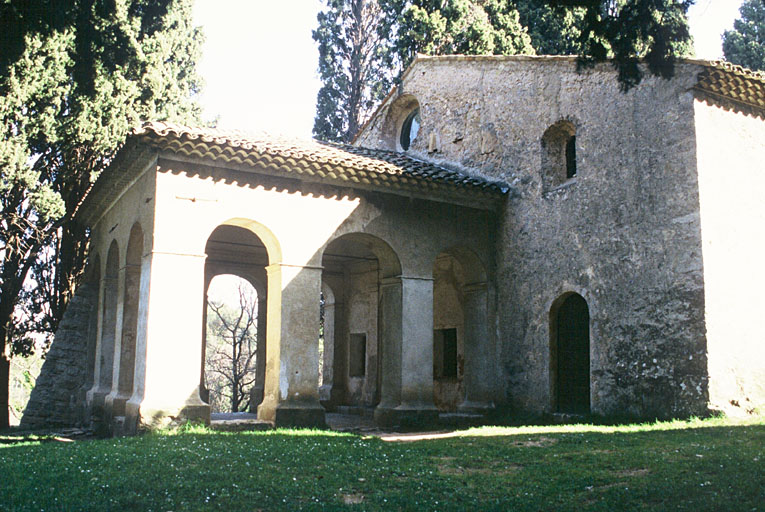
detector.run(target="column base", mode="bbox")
[85,388,110,436]
[374,404,439,429]
[105,393,130,417]
[258,399,326,428]
[319,384,345,411]
[249,385,264,413]
[458,400,495,416]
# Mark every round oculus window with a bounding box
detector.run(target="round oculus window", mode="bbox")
[399,108,421,151]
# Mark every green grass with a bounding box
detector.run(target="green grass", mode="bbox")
[1,416,763,511]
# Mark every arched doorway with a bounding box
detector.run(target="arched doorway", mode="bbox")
[320,233,402,411]
[203,225,269,415]
[551,293,590,414]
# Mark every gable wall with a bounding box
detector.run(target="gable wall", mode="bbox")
[359,59,711,418]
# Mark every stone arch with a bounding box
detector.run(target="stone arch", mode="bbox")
[98,240,120,394]
[550,292,590,414]
[216,217,282,265]
[322,232,402,279]
[381,94,421,152]
[321,233,403,409]
[541,119,577,191]
[112,222,143,415]
[202,222,275,415]
[432,246,492,413]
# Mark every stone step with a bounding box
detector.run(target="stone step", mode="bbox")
[334,405,375,418]
[550,412,587,424]
[438,412,486,427]
[209,412,274,432]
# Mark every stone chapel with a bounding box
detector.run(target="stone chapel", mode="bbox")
[22,56,765,434]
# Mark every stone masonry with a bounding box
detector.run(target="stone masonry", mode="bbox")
[21,283,97,429]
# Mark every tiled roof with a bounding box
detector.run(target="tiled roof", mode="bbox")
[693,60,765,115]
[137,122,507,195]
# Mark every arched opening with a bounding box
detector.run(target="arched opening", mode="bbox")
[380,94,421,151]
[84,255,101,394]
[113,223,143,414]
[320,233,402,410]
[203,224,270,416]
[204,274,260,413]
[400,108,421,151]
[541,120,577,191]
[551,293,590,414]
[98,241,119,393]
[433,247,491,413]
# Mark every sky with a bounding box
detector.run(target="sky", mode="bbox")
[193,0,746,140]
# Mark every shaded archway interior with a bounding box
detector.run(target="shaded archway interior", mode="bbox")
[319,234,401,411]
[112,223,143,416]
[433,247,491,413]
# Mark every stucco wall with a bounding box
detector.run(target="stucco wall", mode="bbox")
[82,154,497,429]
[359,58,711,418]
[694,100,765,416]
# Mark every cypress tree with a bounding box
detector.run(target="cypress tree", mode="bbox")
[723,0,765,72]
[313,0,394,143]
[0,0,203,428]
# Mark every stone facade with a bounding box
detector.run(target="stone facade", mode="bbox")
[20,282,97,429]
[357,55,765,418]
[24,56,765,432]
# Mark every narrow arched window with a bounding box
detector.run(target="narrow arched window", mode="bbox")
[541,121,577,191]
[399,108,420,151]
[565,135,577,179]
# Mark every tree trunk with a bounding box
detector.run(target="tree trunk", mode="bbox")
[0,354,9,429]
[0,263,21,430]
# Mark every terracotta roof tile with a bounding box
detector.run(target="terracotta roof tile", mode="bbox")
[693,60,765,116]
[137,122,508,195]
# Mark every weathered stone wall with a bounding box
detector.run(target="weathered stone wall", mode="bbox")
[343,262,379,406]
[694,99,765,416]
[21,283,97,429]
[359,57,712,418]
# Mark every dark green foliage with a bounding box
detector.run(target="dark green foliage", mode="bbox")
[723,0,765,72]
[0,0,203,428]
[379,0,535,72]
[514,0,585,54]
[313,0,394,142]
[0,0,172,96]
[544,0,695,90]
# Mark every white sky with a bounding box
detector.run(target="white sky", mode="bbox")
[193,0,745,139]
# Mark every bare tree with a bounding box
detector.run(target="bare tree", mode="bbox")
[205,282,258,413]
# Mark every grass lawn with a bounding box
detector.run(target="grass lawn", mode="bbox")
[1,416,763,511]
